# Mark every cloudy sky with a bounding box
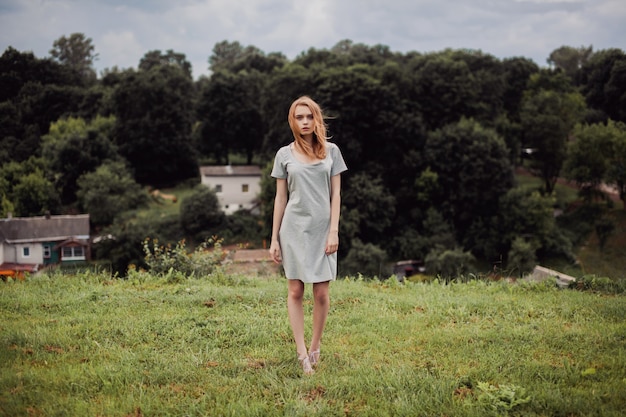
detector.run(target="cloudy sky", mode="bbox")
[1,0,624,79]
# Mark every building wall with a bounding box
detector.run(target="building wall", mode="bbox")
[201,175,261,215]
[15,243,44,264]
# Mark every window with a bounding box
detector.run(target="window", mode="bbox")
[43,245,51,258]
[62,246,85,260]
[23,247,30,257]
[242,184,249,192]
[215,184,222,193]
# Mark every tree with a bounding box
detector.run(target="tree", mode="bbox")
[563,122,615,202]
[424,247,475,281]
[341,239,388,278]
[341,172,396,245]
[139,49,192,79]
[547,45,593,80]
[424,118,514,240]
[12,170,61,217]
[49,33,98,81]
[605,121,626,210]
[260,63,318,156]
[0,157,51,214]
[196,70,264,164]
[42,116,119,204]
[112,65,198,185]
[500,57,540,163]
[507,237,537,276]
[520,71,586,193]
[179,185,225,241]
[209,40,286,74]
[410,52,479,130]
[0,47,85,161]
[580,48,626,123]
[76,161,149,227]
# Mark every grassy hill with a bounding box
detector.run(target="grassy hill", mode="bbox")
[1,272,624,416]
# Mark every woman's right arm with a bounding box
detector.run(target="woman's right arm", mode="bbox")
[269,178,288,263]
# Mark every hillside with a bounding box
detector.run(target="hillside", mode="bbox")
[1,272,625,416]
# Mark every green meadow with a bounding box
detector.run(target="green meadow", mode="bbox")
[1,271,625,416]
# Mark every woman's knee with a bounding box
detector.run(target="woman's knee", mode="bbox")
[313,283,330,305]
[288,280,305,300]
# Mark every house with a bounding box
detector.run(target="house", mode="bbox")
[0,213,91,279]
[199,165,262,215]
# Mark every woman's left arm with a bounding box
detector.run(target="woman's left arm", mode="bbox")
[325,174,342,255]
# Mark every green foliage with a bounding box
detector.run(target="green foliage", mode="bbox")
[12,170,61,216]
[196,70,265,164]
[139,49,193,79]
[548,45,594,80]
[341,239,388,278]
[507,237,537,276]
[475,381,531,412]
[424,118,514,239]
[49,33,97,81]
[179,185,225,242]
[112,65,198,185]
[219,210,264,245]
[521,70,587,193]
[42,115,119,203]
[595,216,616,250]
[572,274,626,294]
[2,39,625,281]
[76,161,148,227]
[142,236,224,281]
[341,172,396,244]
[580,48,626,123]
[425,247,476,280]
[564,121,626,207]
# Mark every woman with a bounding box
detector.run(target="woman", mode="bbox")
[269,96,348,375]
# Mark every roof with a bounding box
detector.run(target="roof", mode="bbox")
[0,214,90,243]
[199,165,262,177]
[0,262,38,273]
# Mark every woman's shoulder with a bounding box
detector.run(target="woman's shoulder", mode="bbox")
[325,141,341,151]
[275,143,292,157]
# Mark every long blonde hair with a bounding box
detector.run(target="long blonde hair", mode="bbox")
[287,96,328,160]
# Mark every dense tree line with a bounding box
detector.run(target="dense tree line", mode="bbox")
[1,35,625,277]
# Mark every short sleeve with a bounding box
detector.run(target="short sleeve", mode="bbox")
[329,143,348,177]
[270,148,288,179]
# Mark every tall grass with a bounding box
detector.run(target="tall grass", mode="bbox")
[2,272,624,416]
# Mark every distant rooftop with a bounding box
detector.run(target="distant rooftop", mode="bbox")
[0,214,90,243]
[200,165,262,177]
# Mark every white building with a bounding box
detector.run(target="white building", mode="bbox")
[199,165,262,215]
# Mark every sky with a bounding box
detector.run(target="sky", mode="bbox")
[1,0,625,79]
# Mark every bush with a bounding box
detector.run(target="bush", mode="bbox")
[142,236,224,280]
[179,186,225,242]
[341,239,388,278]
[425,247,475,280]
[507,237,536,276]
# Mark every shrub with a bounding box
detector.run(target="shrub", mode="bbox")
[425,247,475,280]
[143,236,224,280]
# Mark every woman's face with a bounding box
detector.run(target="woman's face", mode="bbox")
[294,104,314,138]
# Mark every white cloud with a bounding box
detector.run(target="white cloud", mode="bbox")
[1,0,624,79]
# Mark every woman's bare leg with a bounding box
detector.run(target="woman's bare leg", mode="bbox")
[310,281,330,357]
[287,279,307,357]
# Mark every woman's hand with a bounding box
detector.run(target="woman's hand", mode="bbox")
[325,231,339,255]
[269,240,282,264]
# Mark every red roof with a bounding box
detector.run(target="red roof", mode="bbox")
[0,262,38,273]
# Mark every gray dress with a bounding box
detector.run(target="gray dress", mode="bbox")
[271,142,348,283]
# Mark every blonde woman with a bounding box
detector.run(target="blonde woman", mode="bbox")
[269,96,347,375]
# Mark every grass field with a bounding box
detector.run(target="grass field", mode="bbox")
[1,272,625,416]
